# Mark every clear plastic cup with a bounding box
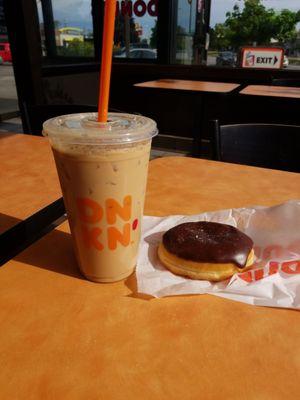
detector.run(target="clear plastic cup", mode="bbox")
[43,112,157,282]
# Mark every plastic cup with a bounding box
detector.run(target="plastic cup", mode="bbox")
[43,112,157,282]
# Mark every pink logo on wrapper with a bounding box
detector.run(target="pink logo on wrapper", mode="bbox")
[236,241,300,282]
[238,260,300,283]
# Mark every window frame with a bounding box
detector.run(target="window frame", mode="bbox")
[37,0,98,65]
[5,0,300,79]
[38,0,167,66]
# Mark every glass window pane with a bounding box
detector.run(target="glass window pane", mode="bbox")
[37,0,94,58]
[172,0,300,69]
[172,0,207,65]
[171,0,199,64]
[208,0,300,69]
[0,0,7,36]
[113,0,158,60]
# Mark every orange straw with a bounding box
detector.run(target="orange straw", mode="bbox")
[98,0,117,122]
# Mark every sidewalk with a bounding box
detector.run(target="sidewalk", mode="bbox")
[0,117,23,134]
[0,64,19,122]
[0,98,19,122]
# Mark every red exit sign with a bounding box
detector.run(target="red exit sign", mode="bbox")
[241,47,284,69]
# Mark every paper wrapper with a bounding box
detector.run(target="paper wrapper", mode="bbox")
[137,200,300,309]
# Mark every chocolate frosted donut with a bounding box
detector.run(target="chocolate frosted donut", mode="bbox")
[163,221,253,268]
[158,221,254,281]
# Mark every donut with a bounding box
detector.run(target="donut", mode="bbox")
[158,221,254,281]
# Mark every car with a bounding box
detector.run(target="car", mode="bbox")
[0,42,12,63]
[283,55,289,68]
[0,55,3,65]
[115,48,157,59]
[216,51,237,67]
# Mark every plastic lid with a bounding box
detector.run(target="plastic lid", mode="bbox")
[43,112,158,144]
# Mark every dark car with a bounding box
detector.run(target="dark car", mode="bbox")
[216,51,237,67]
[115,48,157,59]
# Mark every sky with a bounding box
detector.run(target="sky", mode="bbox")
[37,0,300,40]
[38,0,156,38]
[210,0,300,26]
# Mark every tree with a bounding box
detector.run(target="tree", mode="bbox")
[210,24,231,50]
[57,39,94,57]
[176,25,188,52]
[224,0,275,47]
[114,14,140,48]
[212,0,300,50]
[150,20,157,49]
[274,9,300,43]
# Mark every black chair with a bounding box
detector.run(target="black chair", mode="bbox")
[271,78,300,87]
[211,120,300,172]
[22,103,126,135]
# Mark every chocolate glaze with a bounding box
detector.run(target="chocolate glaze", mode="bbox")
[162,221,253,268]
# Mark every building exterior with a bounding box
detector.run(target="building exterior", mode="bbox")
[57,27,84,47]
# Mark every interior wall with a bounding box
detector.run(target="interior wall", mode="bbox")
[42,73,99,105]
[41,63,300,155]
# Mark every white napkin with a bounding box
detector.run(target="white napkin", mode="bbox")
[137,200,300,309]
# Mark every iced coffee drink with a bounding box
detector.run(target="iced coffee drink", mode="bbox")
[43,113,157,282]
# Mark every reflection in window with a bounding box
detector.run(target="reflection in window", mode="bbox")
[208,0,300,69]
[172,0,300,69]
[113,0,158,60]
[37,0,94,57]
[172,0,208,65]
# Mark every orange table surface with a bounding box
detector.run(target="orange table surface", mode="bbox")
[134,79,240,93]
[240,84,300,98]
[0,134,61,233]
[1,156,300,399]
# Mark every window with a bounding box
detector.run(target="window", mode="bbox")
[0,0,7,36]
[36,0,94,58]
[208,0,300,70]
[36,0,159,62]
[35,0,300,69]
[113,0,158,60]
[172,0,300,69]
[172,0,209,65]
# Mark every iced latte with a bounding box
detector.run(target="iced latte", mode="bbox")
[43,113,157,282]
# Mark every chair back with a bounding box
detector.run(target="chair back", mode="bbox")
[271,78,300,87]
[211,120,300,172]
[23,104,129,135]
[23,104,98,135]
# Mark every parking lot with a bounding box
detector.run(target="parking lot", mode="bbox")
[0,64,21,132]
[0,64,18,99]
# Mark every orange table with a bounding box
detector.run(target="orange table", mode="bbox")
[134,79,240,93]
[0,134,61,233]
[240,84,300,99]
[1,152,300,399]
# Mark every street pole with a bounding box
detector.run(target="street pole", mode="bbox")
[188,0,192,34]
[40,0,57,57]
[124,0,130,57]
[193,0,211,65]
